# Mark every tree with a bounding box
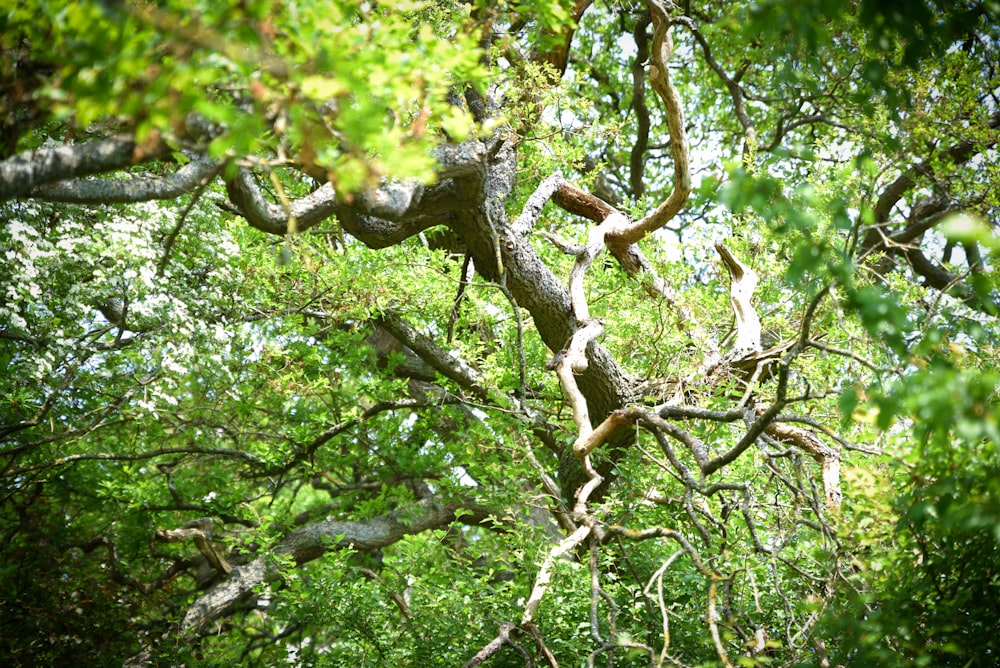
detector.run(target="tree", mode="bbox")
[2,0,999,666]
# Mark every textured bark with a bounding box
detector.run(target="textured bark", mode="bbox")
[0,135,169,201]
[28,157,221,204]
[438,138,635,499]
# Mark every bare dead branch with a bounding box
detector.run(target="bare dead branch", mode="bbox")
[572,410,633,458]
[521,525,592,626]
[764,421,842,508]
[716,242,762,356]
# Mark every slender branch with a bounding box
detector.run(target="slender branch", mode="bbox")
[606,0,691,246]
[521,525,592,625]
[672,15,757,159]
[708,578,735,668]
[377,310,489,399]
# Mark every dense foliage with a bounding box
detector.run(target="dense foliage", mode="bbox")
[2,1,999,666]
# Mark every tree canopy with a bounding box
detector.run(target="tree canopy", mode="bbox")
[2,1,999,666]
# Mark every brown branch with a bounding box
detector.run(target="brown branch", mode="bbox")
[358,567,411,620]
[861,110,1000,254]
[552,181,615,222]
[603,523,716,577]
[525,622,559,668]
[534,0,596,78]
[629,13,652,198]
[605,0,691,247]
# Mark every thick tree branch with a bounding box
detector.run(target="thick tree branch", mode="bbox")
[0,135,170,202]
[629,13,652,199]
[224,169,339,235]
[534,0,596,78]
[764,421,841,508]
[376,310,488,399]
[226,140,489,242]
[181,498,494,633]
[28,157,222,204]
[552,180,616,222]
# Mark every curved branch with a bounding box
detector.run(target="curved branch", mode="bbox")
[181,498,494,633]
[606,1,691,247]
[224,169,339,235]
[629,13,652,199]
[155,519,232,577]
[763,421,841,508]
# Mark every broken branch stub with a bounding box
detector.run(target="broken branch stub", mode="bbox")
[715,242,762,356]
[155,519,233,576]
